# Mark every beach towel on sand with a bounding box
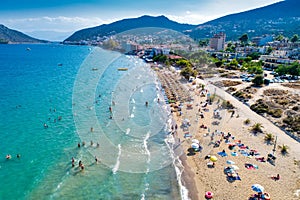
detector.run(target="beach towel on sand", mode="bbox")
[245,163,258,170]
[218,152,228,157]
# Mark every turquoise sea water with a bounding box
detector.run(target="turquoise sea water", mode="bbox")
[0,44,183,199]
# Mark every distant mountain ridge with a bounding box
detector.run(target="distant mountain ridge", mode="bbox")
[64,0,300,43]
[64,15,197,42]
[190,0,300,40]
[0,24,47,44]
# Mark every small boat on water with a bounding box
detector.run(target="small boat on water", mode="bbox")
[92,68,98,71]
[117,68,128,71]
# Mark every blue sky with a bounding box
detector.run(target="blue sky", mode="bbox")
[0,0,282,41]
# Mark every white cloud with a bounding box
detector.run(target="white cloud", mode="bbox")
[167,13,222,25]
[2,16,110,32]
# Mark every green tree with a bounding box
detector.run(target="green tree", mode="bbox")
[275,34,284,41]
[266,46,273,55]
[278,144,289,155]
[153,55,167,63]
[199,39,209,47]
[176,59,192,68]
[180,66,197,79]
[289,62,300,76]
[230,59,239,67]
[239,33,249,45]
[252,75,264,86]
[291,34,299,43]
[276,62,300,76]
[264,133,274,144]
[248,52,261,60]
[276,64,288,76]
[252,123,263,133]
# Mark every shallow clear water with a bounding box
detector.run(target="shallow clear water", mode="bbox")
[0,44,181,200]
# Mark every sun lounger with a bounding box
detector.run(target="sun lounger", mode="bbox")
[207,162,215,168]
[184,134,192,138]
[240,150,249,157]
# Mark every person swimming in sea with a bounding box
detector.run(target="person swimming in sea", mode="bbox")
[145,101,148,107]
[6,154,11,159]
[80,164,85,170]
[44,123,48,128]
[71,157,75,167]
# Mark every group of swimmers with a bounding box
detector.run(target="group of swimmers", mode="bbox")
[6,154,20,160]
[71,155,100,170]
[71,158,85,170]
[77,141,100,148]
[43,108,63,128]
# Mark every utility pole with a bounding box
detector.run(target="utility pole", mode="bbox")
[272,136,278,155]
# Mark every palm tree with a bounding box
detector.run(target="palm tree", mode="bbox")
[252,123,263,133]
[244,118,251,125]
[264,133,274,144]
[278,144,289,155]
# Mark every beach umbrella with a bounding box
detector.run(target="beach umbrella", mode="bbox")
[184,118,190,123]
[251,184,264,193]
[226,160,235,164]
[210,155,218,162]
[231,165,239,170]
[231,152,238,156]
[191,143,199,149]
[192,139,200,144]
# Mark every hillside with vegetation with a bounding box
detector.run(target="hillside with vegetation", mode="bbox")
[0,24,47,43]
[189,0,300,40]
[64,15,196,43]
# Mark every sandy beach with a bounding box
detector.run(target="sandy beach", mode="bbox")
[157,68,300,200]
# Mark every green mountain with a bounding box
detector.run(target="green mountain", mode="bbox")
[64,0,299,43]
[64,15,196,43]
[0,24,47,44]
[189,0,300,40]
